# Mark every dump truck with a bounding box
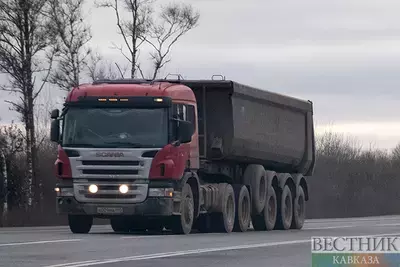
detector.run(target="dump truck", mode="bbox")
[50,77,316,234]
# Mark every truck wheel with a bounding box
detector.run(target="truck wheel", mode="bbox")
[110,217,131,233]
[233,185,251,232]
[275,185,293,230]
[264,186,277,230]
[68,215,93,234]
[215,184,235,233]
[251,186,277,231]
[291,186,306,229]
[243,164,267,215]
[171,183,194,235]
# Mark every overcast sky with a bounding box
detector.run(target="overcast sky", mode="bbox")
[1,0,400,149]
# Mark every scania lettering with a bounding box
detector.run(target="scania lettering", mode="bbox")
[50,77,316,234]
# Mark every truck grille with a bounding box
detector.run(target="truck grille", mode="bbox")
[74,181,148,203]
[82,160,140,166]
[82,169,139,175]
[76,159,145,179]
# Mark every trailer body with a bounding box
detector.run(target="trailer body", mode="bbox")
[183,80,315,176]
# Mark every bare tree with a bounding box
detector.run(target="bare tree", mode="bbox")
[0,0,56,209]
[96,0,199,79]
[0,123,24,223]
[48,0,92,91]
[144,2,199,79]
[96,0,153,79]
[392,142,400,161]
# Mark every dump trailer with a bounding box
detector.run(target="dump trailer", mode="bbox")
[50,77,316,234]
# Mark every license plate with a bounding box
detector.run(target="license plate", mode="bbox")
[96,207,123,215]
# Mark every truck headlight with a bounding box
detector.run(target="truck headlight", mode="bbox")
[88,184,98,194]
[119,184,129,194]
[149,188,174,197]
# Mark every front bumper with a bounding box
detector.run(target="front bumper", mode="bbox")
[56,196,176,217]
[55,179,182,217]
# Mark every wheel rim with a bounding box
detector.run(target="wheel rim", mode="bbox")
[241,194,250,224]
[267,195,276,223]
[183,194,194,225]
[284,194,291,223]
[226,194,235,225]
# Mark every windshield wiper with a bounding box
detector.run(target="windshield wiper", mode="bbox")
[103,141,143,148]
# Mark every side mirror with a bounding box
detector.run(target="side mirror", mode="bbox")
[50,119,60,143]
[51,109,59,119]
[178,120,193,144]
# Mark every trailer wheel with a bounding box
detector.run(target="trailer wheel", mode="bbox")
[264,186,277,230]
[243,164,267,215]
[110,217,131,233]
[171,183,194,235]
[68,215,93,234]
[251,186,277,231]
[275,185,293,230]
[291,186,306,229]
[233,185,251,232]
[213,184,235,233]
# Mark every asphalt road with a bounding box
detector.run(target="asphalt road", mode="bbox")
[1,215,400,267]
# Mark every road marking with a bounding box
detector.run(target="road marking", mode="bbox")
[44,232,400,267]
[120,235,167,239]
[44,239,309,267]
[305,225,357,230]
[376,223,400,227]
[0,239,81,247]
[46,260,101,267]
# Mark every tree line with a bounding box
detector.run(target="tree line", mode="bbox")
[0,0,200,218]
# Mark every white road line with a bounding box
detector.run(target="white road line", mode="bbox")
[306,223,400,230]
[120,235,167,239]
[305,225,357,230]
[45,260,101,267]
[0,239,81,247]
[44,232,400,267]
[376,223,400,227]
[43,239,309,267]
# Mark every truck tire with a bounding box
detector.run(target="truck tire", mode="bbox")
[291,186,306,229]
[264,185,277,230]
[233,184,251,232]
[215,183,235,233]
[251,186,277,231]
[68,215,93,234]
[243,164,267,215]
[171,183,194,235]
[275,185,293,230]
[110,217,132,233]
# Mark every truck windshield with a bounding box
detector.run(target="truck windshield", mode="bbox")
[62,107,168,148]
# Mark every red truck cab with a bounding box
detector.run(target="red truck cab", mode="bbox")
[51,79,200,234]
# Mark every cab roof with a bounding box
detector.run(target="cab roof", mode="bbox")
[66,79,196,103]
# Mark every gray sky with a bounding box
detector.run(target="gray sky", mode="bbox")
[1,0,400,149]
